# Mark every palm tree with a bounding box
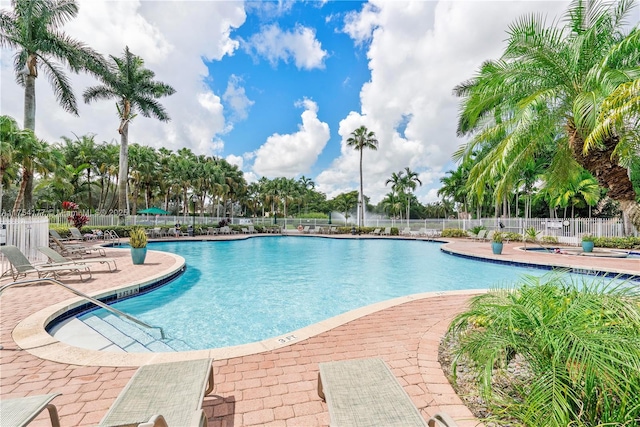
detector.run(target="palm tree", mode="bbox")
[346,125,378,227]
[59,133,99,209]
[0,116,20,213]
[0,0,105,210]
[83,46,175,216]
[400,167,422,225]
[332,191,359,225]
[11,134,63,214]
[385,171,405,221]
[454,0,640,229]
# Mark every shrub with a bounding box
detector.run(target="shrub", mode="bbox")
[441,228,468,238]
[540,235,558,244]
[582,234,595,242]
[128,228,148,248]
[491,231,504,243]
[448,274,640,426]
[593,236,640,249]
[503,231,522,242]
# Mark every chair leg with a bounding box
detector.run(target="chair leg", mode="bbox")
[47,403,61,427]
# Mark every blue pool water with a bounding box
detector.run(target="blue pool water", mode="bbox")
[83,237,574,350]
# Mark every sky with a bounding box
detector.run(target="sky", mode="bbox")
[1,0,600,205]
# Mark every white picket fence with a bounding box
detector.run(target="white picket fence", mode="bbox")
[0,216,49,278]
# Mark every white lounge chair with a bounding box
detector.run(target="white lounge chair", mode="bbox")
[49,234,106,258]
[382,227,391,236]
[98,359,214,427]
[38,246,117,273]
[69,227,97,241]
[473,229,487,241]
[318,358,459,427]
[0,393,61,427]
[0,245,92,281]
[369,228,381,235]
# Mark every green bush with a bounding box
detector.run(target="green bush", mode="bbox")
[503,231,522,242]
[441,228,468,238]
[540,235,558,244]
[297,212,331,219]
[448,274,640,426]
[593,236,640,249]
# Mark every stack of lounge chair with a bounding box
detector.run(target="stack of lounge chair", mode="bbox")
[0,245,92,281]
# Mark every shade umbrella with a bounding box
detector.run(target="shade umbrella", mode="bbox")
[138,207,169,225]
[138,207,169,215]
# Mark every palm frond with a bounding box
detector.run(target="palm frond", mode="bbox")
[39,54,77,114]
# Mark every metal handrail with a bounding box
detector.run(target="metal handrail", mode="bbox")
[0,277,165,340]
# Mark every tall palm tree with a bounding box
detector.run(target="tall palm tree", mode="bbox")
[83,46,175,216]
[346,125,378,227]
[400,167,422,225]
[455,0,640,228]
[0,0,105,210]
[385,171,406,221]
[59,133,99,209]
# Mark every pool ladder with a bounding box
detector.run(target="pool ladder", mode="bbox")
[0,278,165,349]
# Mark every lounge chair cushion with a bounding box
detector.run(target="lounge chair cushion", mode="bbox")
[99,359,213,427]
[318,358,428,427]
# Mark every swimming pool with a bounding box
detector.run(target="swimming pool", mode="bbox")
[74,237,573,351]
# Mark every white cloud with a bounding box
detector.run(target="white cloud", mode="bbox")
[245,23,327,70]
[226,154,244,170]
[317,0,570,204]
[252,99,330,178]
[0,0,246,157]
[222,74,254,122]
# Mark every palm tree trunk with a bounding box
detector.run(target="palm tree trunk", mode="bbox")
[0,170,4,213]
[12,169,31,215]
[568,123,639,230]
[359,150,364,227]
[22,71,36,211]
[118,122,129,217]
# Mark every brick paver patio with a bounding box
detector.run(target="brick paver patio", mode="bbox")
[1,235,637,426]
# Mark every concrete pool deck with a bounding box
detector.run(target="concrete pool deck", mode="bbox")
[1,235,638,426]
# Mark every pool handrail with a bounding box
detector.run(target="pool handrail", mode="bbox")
[0,278,165,340]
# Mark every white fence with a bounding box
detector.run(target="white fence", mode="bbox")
[49,213,635,243]
[0,216,49,278]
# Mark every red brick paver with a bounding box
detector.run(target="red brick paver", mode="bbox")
[1,236,637,426]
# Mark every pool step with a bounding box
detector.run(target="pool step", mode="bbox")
[79,312,193,352]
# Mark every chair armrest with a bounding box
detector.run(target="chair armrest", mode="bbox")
[138,414,168,427]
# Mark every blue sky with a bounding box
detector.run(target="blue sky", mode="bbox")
[208,1,370,176]
[1,0,585,204]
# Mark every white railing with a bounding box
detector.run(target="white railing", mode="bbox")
[0,216,49,277]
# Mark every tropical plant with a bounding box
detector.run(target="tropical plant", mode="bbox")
[346,125,378,227]
[491,231,503,243]
[440,228,468,238]
[448,274,640,426]
[83,46,175,215]
[0,0,105,210]
[454,0,640,229]
[128,227,147,248]
[10,131,63,214]
[0,115,21,212]
[582,234,595,242]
